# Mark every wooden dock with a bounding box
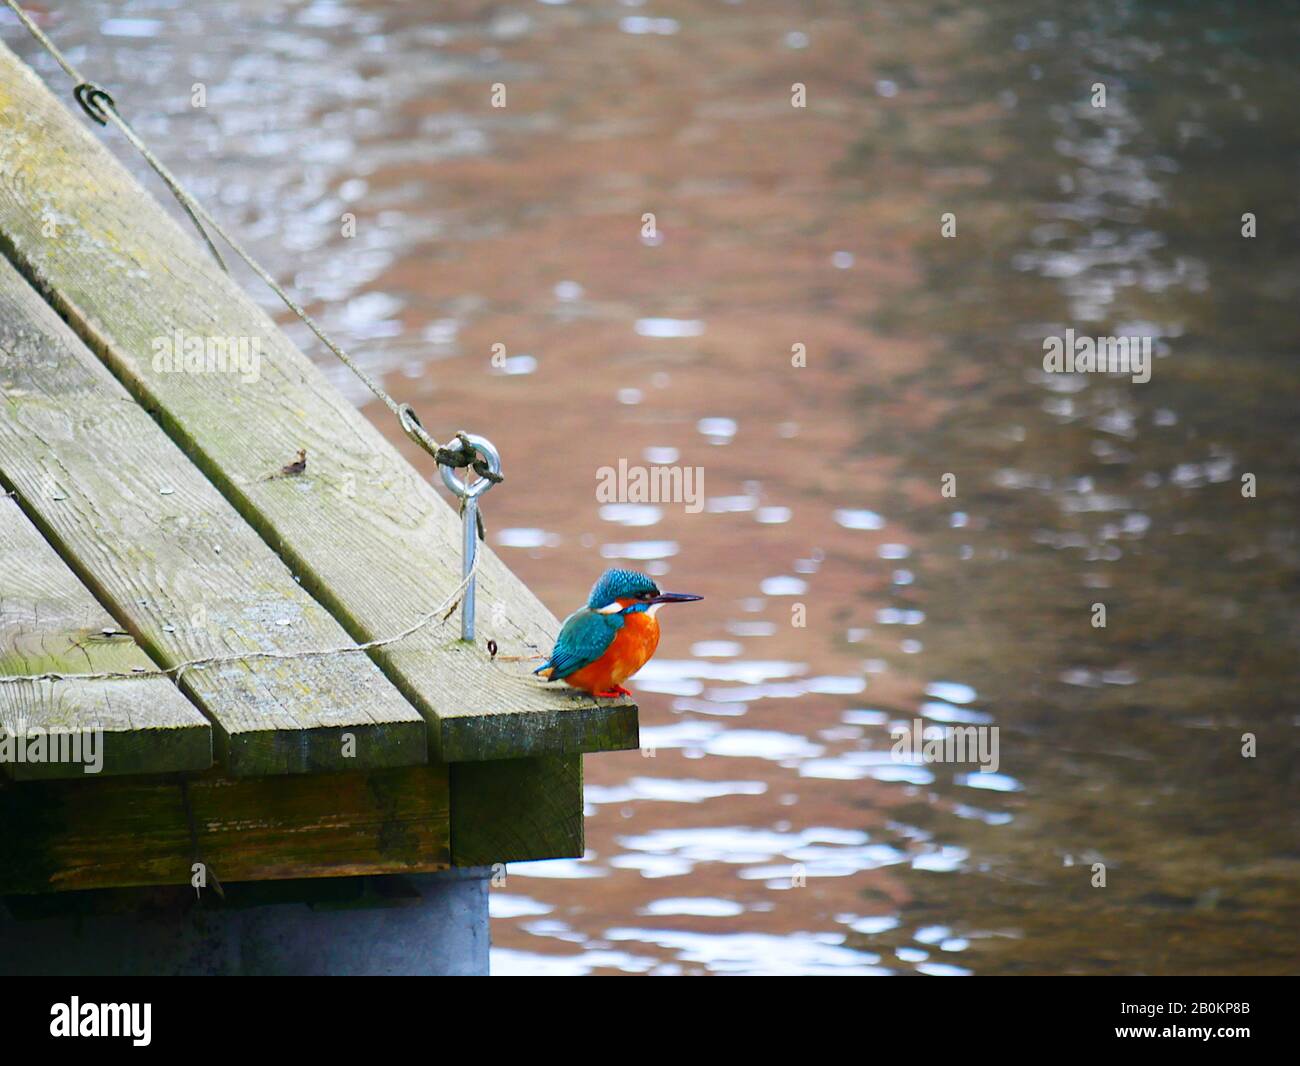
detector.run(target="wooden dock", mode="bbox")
[0,40,636,899]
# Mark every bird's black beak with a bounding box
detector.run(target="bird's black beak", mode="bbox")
[648,591,703,605]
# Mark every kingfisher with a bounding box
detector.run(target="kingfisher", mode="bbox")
[535,568,702,698]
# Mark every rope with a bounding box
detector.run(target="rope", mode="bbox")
[2,0,500,485]
[0,553,481,685]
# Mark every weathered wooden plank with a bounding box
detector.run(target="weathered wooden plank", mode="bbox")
[0,256,427,776]
[450,755,584,867]
[0,763,450,894]
[0,496,211,779]
[0,42,637,762]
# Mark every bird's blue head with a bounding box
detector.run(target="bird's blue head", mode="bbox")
[586,568,702,612]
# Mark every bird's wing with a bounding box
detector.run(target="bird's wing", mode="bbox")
[536,607,620,680]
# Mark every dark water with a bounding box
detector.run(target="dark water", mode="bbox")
[849,2,1300,974]
[4,0,1296,974]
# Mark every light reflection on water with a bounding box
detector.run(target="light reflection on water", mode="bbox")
[10,0,1295,975]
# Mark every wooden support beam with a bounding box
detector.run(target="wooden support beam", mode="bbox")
[0,42,637,762]
[0,496,211,780]
[0,256,427,777]
[450,755,584,866]
[0,763,450,894]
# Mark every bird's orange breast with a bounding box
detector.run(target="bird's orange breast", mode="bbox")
[562,610,661,694]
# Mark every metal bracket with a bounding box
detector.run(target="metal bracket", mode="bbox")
[438,434,501,641]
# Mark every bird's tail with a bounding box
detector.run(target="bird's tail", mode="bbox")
[533,661,555,680]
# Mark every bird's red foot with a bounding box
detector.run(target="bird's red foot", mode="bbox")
[593,685,632,698]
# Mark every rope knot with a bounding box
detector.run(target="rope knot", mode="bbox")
[399,405,503,485]
[438,431,504,485]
